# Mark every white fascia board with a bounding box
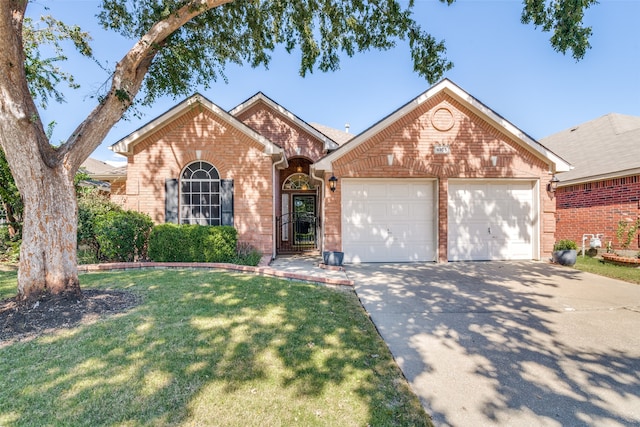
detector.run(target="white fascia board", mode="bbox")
[315,79,572,173]
[439,82,572,173]
[110,94,284,159]
[558,167,640,187]
[230,93,340,151]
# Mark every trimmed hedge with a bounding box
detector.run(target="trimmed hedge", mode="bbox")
[148,224,238,263]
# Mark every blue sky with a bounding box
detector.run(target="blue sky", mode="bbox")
[30,0,640,164]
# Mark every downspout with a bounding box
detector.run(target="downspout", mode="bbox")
[272,152,288,260]
[309,165,327,255]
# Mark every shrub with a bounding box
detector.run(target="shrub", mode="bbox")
[616,218,640,250]
[0,225,20,263]
[77,189,122,259]
[95,210,153,262]
[148,224,238,263]
[234,242,263,266]
[553,239,577,251]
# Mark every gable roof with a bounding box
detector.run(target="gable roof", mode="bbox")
[229,92,340,152]
[314,78,571,173]
[109,93,285,163]
[541,113,640,185]
[80,158,126,181]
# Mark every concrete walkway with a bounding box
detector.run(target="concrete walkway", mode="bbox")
[348,262,640,427]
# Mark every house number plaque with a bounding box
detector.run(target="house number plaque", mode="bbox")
[433,144,450,155]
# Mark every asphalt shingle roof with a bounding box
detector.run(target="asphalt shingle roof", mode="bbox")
[80,158,126,179]
[309,122,354,146]
[541,113,640,184]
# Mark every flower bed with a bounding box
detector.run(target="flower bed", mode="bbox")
[601,253,640,267]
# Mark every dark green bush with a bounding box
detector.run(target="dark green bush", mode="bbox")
[148,224,238,263]
[77,189,122,260]
[95,210,153,262]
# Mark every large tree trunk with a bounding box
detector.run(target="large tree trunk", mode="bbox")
[1,0,225,301]
[17,165,80,301]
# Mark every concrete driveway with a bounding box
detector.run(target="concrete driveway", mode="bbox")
[348,262,640,426]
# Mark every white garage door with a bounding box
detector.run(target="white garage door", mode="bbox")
[342,179,436,263]
[448,181,536,261]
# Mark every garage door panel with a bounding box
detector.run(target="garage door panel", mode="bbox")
[448,181,535,261]
[342,179,435,263]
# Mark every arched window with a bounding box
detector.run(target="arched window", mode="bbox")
[180,161,221,225]
[283,173,315,190]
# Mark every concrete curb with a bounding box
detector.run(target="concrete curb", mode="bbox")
[77,260,355,288]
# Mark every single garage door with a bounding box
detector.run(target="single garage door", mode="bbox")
[342,179,436,263]
[448,181,536,261]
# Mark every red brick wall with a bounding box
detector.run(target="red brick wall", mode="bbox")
[326,93,556,261]
[235,101,325,161]
[556,175,640,250]
[120,106,275,254]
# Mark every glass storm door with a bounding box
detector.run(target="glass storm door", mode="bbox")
[292,195,316,245]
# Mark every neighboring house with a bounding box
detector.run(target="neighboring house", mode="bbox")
[541,113,640,250]
[79,158,127,193]
[101,79,569,262]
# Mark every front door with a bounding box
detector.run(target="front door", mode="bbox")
[292,195,316,246]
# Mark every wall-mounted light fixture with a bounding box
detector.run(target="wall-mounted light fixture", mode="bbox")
[490,155,498,167]
[329,174,338,192]
[547,175,560,193]
[387,153,394,166]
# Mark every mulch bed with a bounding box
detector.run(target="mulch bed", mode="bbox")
[0,289,141,347]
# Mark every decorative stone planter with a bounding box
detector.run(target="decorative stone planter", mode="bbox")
[552,249,577,266]
[601,253,640,267]
[323,251,344,267]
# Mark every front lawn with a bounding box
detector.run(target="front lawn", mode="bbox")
[573,255,640,284]
[0,269,430,426]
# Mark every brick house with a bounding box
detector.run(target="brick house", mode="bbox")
[542,114,640,251]
[103,79,569,262]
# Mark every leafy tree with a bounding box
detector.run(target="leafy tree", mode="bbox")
[0,148,23,239]
[0,0,596,301]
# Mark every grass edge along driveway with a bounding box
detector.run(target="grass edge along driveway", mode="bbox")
[0,269,431,427]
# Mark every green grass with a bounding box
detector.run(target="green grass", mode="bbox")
[573,255,640,284]
[0,269,430,427]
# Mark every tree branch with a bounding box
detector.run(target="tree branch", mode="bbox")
[59,0,235,170]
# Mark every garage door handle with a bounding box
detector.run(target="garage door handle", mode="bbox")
[488,227,491,234]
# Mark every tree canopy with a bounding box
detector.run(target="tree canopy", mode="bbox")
[0,0,597,300]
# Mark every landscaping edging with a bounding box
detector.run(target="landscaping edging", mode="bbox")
[601,253,640,267]
[77,257,355,288]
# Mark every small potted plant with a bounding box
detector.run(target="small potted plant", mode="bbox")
[552,239,578,266]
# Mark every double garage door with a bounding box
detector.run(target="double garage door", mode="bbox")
[341,179,536,262]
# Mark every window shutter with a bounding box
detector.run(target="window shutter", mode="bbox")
[221,179,234,226]
[165,178,179,224]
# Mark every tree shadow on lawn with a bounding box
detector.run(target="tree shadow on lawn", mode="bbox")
[351,261,640,426]
[0,269,429,426]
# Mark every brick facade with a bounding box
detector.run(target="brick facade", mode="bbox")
[323,93,556,261]
[556,175,640,250]
[235,102,326,162]
[119,107,275,253]
[110,81,564,262]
